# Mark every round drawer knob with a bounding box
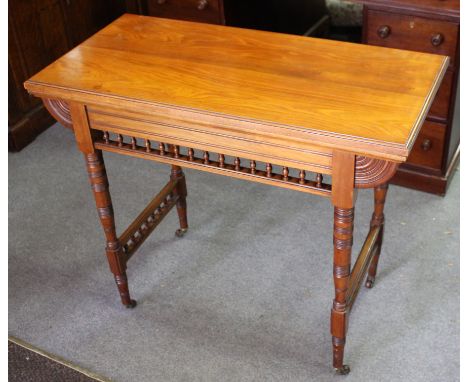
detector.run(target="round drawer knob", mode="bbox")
[431,33,444,47]
[197,0,208,10]
[421,139,432,151]
[157,0,166,4]
[377,25,391,39]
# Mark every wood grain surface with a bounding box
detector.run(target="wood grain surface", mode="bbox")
[24,14,448,161]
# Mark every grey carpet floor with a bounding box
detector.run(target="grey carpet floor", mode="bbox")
[9,125,459,382]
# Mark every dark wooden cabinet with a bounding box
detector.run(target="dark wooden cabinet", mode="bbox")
[8,0,126,151]
[62,0,126,46]
[125,0,224,24]
[361,0,460,195]
[9,0,70,151]
[125,0,329,36]
[223,0,329,36]
[146,0,224,24]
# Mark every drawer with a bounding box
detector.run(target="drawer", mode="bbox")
[428,69,454,121]
[407,120,446,170]
[147,0,222,24]
[366,10,459,68]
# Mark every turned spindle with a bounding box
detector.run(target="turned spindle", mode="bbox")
[250,160,256,174]
[299,170,306,185]
[234,157,241,171]
[282,167,289,181]
[218,154,225,168]
[159,142,165,155]
[266,163,272,177]
[103,131,110,144]
[188,148,195,161]
[145,139,151,152]
[131,137,137,150]
[174,145,180,158]
[316,173,323,188]
[117,134,123,147]
[203,151,210,164]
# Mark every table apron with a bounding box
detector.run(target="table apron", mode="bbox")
[87,105,333,175]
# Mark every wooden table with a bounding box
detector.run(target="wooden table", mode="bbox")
[24,14,447,374]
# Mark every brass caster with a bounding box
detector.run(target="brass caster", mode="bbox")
[365,277,375,289]
[334,365,350,375]
[175,228,188,238]
[125,299,137,309]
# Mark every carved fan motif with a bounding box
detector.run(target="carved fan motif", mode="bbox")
[43,99,72,129]
[354,156,398,189]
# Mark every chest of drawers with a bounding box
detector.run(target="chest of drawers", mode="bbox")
[362,0,460,195]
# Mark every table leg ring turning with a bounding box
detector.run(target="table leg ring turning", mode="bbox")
[85,151,137,308]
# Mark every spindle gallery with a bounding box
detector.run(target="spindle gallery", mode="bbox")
[25,15,447,374]
[95,131,331,195]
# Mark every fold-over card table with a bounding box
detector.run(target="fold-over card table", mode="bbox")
[24,14,448,374]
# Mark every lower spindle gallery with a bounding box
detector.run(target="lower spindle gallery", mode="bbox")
[97,131,330,194]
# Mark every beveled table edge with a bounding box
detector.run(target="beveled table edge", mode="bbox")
[25,80,416,163]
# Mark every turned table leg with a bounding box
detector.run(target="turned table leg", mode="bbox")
[331,207,354,375]
[85,151,136,308]
[329,150,357,374]
[365,183,389,289]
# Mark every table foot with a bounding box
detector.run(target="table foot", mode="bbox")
[365,276,375,289]
[334,365,350,375]
[125,299,137,308]
[175,228,188,237]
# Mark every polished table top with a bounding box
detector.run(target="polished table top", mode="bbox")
[25,14,448,161]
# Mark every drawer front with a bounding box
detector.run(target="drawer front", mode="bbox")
[428,69,454,121]
[366,10,459,68]
[147,0,222,24]
[407,120,446,170]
